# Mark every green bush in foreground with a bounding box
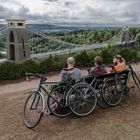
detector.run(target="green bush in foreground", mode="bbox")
[0,61,22,80]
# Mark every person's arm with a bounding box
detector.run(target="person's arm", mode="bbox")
[60,70,65,82]
[79,70,82,77]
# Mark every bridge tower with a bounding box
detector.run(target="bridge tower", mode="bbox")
[6,19,30,61]
[119,27,133,47]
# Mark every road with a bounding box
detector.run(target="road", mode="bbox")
[31,44,106,59]
[0,44,106,61]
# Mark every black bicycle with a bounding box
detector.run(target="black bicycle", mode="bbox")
[23,72,97,128]
[102,61,140,106]
[84,70,108,109]
[126,61,140,90]
[23,72,74,128]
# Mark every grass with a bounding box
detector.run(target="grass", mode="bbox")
[67,118,79,130]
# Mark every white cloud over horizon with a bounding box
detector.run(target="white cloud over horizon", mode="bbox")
[0,0,140,25]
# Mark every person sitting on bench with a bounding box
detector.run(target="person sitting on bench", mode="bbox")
[111,55,126,72]
[60,57,81,82]
[89,56,107,77]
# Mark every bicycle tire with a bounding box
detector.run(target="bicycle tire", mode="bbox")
[132,71,140,90]
[23,91,45,128]
[67,83,97,117]
[102,79,123,106]
[47,85,71,117]
[94,80,108,109]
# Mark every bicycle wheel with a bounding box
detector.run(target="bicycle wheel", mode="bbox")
[47,85,71,117]
[67,83,97,117]
[132,71,140,90]
[94,80,108,108]
[23,91,45,128]
[102,79,123,106]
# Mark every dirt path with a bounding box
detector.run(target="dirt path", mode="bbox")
[0,69,88,95]
[0,65,140,140]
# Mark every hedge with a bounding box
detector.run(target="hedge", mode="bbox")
[0,45,139,81]
[0,61,22,80]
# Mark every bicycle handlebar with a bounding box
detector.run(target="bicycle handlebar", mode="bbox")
[126,60,138,65]
[25,72,47,82]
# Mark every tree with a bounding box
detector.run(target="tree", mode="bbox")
[135,32,140,45]
[104,32,112,41]
[75,51,92,67]
[120,48,137,61]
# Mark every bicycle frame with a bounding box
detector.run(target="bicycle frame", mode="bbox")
[35,78,79,108]
[110,62,139,90]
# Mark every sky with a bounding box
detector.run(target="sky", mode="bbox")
[0,0,140,25]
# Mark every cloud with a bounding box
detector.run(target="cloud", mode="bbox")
[0,0,140,25]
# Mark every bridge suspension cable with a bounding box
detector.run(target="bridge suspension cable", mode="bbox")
[26,26,122,49]
[0,26,6,33]
[26,27,82,47]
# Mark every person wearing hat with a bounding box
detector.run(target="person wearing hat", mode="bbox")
[112,55,126,72]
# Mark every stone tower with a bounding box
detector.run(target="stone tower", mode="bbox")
[6,19,30,61]
[120,27,133,45]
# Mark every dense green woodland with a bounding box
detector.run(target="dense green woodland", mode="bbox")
[29,28,120,53]
[28,28,140,54]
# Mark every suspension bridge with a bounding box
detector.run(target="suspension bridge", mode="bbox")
[0,20,135,61]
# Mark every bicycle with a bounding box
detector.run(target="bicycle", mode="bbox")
[101,61,140,106]
[126,61,140,90]
[23,72,73,128]
[83,69,108,109]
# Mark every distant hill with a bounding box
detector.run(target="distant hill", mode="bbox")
[0,23,140,34]
[26,24,96,33]
[26,23,140,33]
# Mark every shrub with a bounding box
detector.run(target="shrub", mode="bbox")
[39,55,55,73]
[135,33,140,45]
[75,51,92,67]
[100,48,113,64]
[53,55,66,70]
[100,43,117,64]
[20,59,40,75]
[0,61,22,80]
[120,48,137,62]
[88,50,99,63]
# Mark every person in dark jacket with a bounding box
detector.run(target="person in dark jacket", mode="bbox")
[90,56,107,77]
